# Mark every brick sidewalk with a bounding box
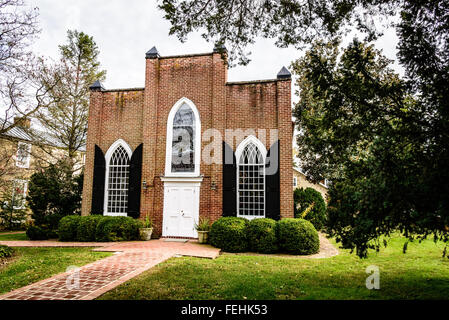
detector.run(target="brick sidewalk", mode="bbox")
[0,240,220,300]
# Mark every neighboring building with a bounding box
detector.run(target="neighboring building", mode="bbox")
[0,117,86,210]
[293,167,329,200]
[81,45,294,239]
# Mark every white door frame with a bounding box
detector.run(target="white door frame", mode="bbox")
[161,177,203,238]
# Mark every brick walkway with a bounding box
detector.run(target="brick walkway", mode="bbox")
[0,240,220,300]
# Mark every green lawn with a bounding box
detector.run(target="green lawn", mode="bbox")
[99,236,449,300]
[0,232,28,241]
[0,247,111,294]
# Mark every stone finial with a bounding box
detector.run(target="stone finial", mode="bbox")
[146,46,160,59]
[277,66,292,79]
[89,80,105,91]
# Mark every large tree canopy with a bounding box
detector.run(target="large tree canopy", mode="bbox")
[159,0,397,65]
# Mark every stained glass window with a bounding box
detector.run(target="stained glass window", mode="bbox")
[171,103,195,173]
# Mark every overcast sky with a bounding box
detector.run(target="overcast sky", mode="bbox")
[27,0,403,93]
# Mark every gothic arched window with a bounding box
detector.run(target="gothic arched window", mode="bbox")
[104,140,132,215]
[165,98,201,177]
[172,103,195,173]
[236,137,266,219]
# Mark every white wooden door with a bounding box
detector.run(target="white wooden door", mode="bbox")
[163,183,199,238]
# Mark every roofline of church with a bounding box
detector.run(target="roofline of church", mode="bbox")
[158,52,214,60]
[100,77,290,93]
[93,49,291,93]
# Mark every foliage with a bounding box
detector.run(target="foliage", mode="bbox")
[94,216,141,242]
[247,218,278,254]
[194,217,211,232]
[209,217,249,253]
[76,215,102,242]
[292,28,449,257]
[294,188,327,230]
[27,161,83,231]
[0,245,14,258]
[277,218,319,255]
[58,215,81,242]
[35,30,106,171]
[26,225,50,240]
[142,216,153,229]
[158,0,397,65]
[57,216,141,242]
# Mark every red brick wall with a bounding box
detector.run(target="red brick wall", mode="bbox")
[81,50,293,236]
[81,89,144,216]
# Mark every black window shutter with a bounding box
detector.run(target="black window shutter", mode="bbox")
[91,145,106,215]
[127,143,143,219]
[222,141,237,217]
[265,140,280,220]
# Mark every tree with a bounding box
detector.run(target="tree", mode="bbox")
[27,160,83,231]
[0,0,59,135]
[292,38,448,257]
[36,30,106,171]
[158,0,396,65]
[294,187,327,230]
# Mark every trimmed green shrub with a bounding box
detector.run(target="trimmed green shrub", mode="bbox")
[26,225,49,240]
[0,245,14,258]
[247,218,278,253]
[58,215,82,242]
[95,216,141,242]
[294,187,327,230]
[77,216,103,242]
[209,217,249,252]
[277,218,320,255]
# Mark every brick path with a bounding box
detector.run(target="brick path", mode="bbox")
[0,240,220,300]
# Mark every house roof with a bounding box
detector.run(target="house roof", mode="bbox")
[293,166,329,189]
[1,120,86,152]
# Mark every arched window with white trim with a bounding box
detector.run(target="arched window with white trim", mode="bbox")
[165,98,201,177]
[104,140,132,216]
[236,136,267,219]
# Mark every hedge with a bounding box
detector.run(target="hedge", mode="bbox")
[94,216,141,242]
[58,215,82,242]
[77,215,103,242]
[27,225,51,240]
[209,217,249,252]
[57,215,142,242]
[247,218,278,253]
[277,218,320,255]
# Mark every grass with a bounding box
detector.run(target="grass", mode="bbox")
[0,247,111,295]
[0,232,28,241]
[99,236,449,300]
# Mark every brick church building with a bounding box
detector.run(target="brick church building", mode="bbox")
[81,45,294,238]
